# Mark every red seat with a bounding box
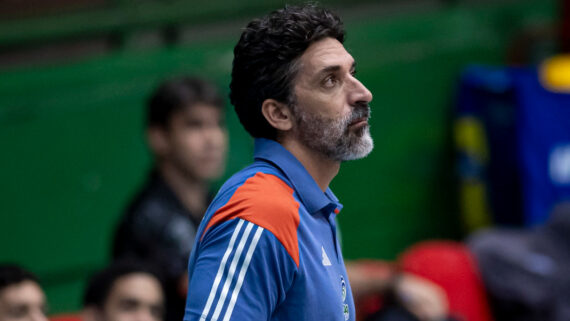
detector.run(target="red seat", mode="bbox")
[399,241,494,321]
[49,313,82,321]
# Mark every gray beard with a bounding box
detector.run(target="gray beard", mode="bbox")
[292,103,374,161]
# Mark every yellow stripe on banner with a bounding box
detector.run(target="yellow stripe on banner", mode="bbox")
[540,54,570,93]
[460,182,492,232]
[454,116,489,162]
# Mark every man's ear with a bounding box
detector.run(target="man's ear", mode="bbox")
[147,126,170,157]
[261,99,293,132]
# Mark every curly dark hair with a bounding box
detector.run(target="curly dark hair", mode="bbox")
[147,76,224,128]
[229,4,345,140]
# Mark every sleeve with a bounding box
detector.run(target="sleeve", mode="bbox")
[184,218,297,321]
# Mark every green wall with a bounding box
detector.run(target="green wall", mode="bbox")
[0,0,556,314]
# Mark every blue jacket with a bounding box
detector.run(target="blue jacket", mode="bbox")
[184,138,354,321]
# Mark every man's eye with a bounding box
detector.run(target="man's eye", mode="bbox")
[323,76,337,88]
[184,120,202,128]
[8,306,29,318]
[118,300,139,311]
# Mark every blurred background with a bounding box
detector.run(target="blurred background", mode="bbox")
[0,0,564,315]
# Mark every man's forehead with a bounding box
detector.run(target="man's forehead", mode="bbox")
[0,282,43,298]
[179,103,222,118]
[300,38,354,72]
[109,274,162,301]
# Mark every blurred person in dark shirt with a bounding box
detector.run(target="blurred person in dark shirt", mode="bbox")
[0,265,48,321]
[469,202,570,321]
[82,260,164,321]
[112,76,227,321]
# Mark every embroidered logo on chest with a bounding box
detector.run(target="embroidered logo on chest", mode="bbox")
[340,275,349,320]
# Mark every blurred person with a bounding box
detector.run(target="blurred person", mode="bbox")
[468,202,570,321]
[112,76,227,321]
[184,4,374,321]
[82,260,165,321]
[0,264,48,321]
[347,262,450,321]
[348,240,495,321]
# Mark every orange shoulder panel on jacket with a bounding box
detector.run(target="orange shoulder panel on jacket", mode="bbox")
[202,172,301,267]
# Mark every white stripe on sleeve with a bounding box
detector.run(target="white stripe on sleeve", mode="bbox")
[222,226,264,321]
[211,221,254,320]
[200,219,245,321]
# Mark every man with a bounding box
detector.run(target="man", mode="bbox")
[184,5,373,321]
[82,261,165,321]
[0,265,48,321]
[112,77,227,321]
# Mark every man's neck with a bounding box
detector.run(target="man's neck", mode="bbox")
[157,162,209,221]
[280,138,340,192]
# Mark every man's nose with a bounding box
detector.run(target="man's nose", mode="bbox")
[348,77,373,106]
[202,126,225,148]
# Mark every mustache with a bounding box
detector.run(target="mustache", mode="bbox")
[347,103,371,124]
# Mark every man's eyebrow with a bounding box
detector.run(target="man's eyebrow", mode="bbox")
[317,65,341,75]
[317,61,357,76]
[119,298,140,305]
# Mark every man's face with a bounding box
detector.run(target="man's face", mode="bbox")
[101,273,164,321]
[0,281,47,321]
[158,104,228,181]
[291,37,373,161]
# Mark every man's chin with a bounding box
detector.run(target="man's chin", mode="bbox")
[336,133,374,162]
[350,139,374,160]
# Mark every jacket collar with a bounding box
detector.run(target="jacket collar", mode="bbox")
[253,138,343,215]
